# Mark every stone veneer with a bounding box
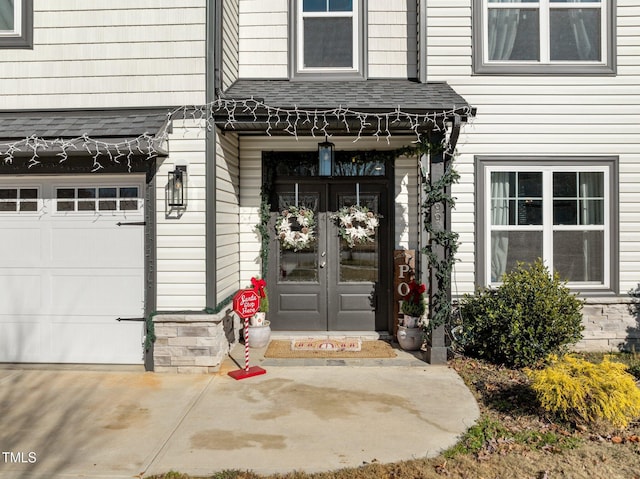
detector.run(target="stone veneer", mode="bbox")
[576,298,640,352]
[152,308,240,373]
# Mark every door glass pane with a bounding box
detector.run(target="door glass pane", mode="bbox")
[278,193,319,283]
[488,9,539,61]
[337,194,379,283]
[554,231,604,283]
[550,9,601,61]
[304,18,353,67]
[334,151,386,176]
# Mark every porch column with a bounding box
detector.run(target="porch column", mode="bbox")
[424,130,448,365]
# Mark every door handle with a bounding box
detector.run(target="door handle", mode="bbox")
[320,261,326,268]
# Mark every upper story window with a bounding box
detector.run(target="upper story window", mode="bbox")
[294,0,364,78]
[0,0,33,49]
[473,0,615,75]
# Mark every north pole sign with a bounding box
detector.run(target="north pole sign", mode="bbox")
[233,289,260,319]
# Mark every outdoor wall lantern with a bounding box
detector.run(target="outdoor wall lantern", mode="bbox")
[318,137,334,176]
[167,165,187,208]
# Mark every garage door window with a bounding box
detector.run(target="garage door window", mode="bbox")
[56,187,140,212]
[0,187,38,212]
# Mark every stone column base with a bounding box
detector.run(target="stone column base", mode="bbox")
[423,345,447,365]
[152,308,239,373]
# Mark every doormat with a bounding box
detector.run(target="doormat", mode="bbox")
[292,337,362,352]
[264,339,397,359]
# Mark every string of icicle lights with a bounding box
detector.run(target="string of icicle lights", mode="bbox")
[0,98,473,171]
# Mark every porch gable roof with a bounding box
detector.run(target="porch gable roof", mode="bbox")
[216,79,474,135]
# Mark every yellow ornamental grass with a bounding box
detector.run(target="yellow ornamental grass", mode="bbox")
[527,354,640,429]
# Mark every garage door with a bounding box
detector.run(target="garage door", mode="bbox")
[0,176,145,364]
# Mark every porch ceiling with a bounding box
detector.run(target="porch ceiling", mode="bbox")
[215,79,474,135]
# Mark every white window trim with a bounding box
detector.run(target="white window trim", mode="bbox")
[296,0,360,74]
[484,164,611,290]
[483,0,607,66]
[474,0,615,74]
[0,186,41,215]
[54,185,142,215]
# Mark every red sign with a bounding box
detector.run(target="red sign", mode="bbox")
[233,289,260,319]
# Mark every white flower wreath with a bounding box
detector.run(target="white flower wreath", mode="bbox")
[275,206,316,251]
[330,205,381,248]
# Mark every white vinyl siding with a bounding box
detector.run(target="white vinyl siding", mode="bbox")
[368,0,417,78]
[0,0,205,109]
[238,0,289,78]
[222,0,240,90]
[156,121,207,310]
[427,0,640,296]
[216,132,240,302]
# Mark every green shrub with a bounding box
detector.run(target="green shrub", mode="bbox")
[459,260,584,368]
[527,354,640,429]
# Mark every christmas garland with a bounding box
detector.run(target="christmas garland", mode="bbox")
[275,206,316,251]
[330,205,381,248]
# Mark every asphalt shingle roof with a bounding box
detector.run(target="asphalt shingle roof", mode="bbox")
[0,109,170,140]
[222,79,471,112]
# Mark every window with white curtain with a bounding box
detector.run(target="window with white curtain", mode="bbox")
[295,0,361,76]
[473,0,615,74]
[478,158,618,291]
[0,0,32,49]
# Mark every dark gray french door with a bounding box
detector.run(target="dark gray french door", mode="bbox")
[268,180,390,331]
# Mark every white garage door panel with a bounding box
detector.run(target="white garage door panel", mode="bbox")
[51,321,144,364]
[0,320,47,363]
[50,272,143,316]
[0,274,42,314]
[51,226,143,268]
[0,177,146,365]
[0,227,42,265]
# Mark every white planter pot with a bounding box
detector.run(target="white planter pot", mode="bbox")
[397,325,422,351]
[247,320,271,349]
[251,312,267,326]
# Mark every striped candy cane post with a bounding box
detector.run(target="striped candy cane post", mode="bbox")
[244,317,250,371]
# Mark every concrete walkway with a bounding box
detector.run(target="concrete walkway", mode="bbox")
[0,347,479,479]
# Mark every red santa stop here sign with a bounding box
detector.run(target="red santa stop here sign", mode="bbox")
[233,289,260,319]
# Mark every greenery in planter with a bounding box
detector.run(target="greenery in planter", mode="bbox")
[459,259,584,368]
[527,354,640,428]
[401,280,427,318]
[259,291,269,313]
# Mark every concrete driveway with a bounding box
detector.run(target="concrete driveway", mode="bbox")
[0,357,479,478]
